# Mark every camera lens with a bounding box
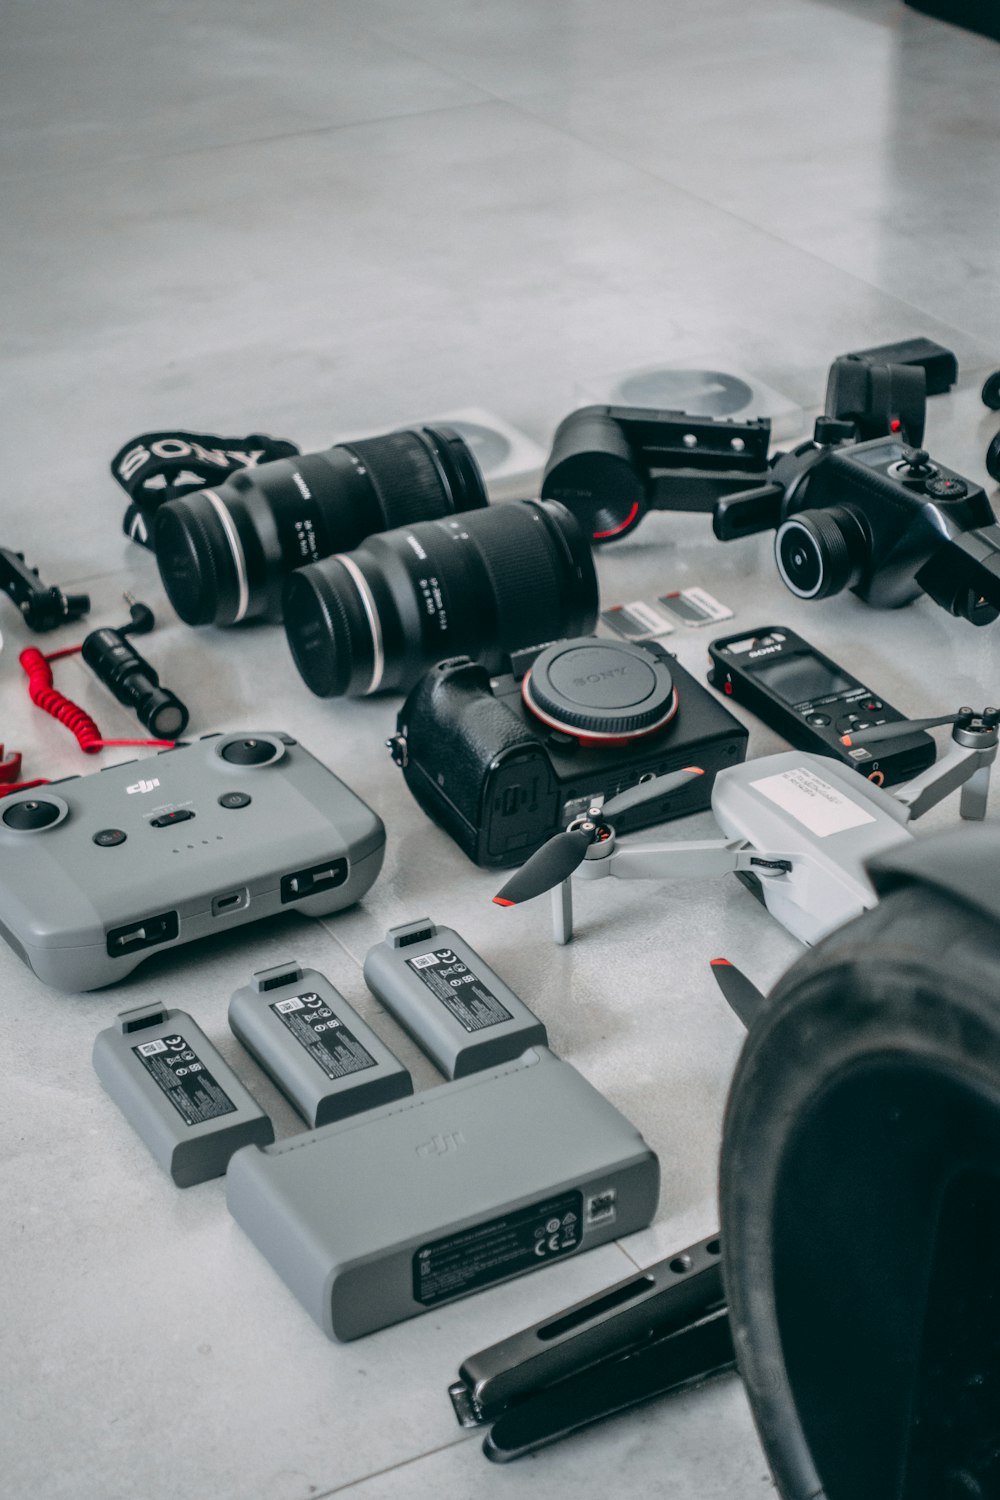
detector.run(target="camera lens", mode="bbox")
[774,506,870,600]
[282,499,598,698]
[153,425,488,627]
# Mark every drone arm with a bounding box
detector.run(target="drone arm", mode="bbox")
[894,742,994,822]
[548,839,796,944]
[598,838,769,882]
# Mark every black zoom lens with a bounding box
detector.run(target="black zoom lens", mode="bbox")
[282,500,599,698]
[774,506,870,601]
[152,425,488,627]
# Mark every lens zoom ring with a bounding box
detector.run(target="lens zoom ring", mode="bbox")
[466,504,567,648]
[346,432,451,530]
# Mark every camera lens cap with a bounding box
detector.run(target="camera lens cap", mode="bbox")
[522,638,678,741]
[3,799,63,831]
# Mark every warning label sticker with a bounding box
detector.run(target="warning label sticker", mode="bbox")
[750,766,877,838]
[269,992,377,1080]
[405,949,513,1033]
[413,1190,584,1306]
[133,1035,236,1127]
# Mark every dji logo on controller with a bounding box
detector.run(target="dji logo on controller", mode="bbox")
[126,778,160,795]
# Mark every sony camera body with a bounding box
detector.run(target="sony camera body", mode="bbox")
[388,638,749,868]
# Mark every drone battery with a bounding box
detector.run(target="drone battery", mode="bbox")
[92,1003,273,1187]
[363,919,547,1078]
[226,1045,660,1341]
[228,961,413,1127]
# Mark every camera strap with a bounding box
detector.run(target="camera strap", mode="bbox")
[111,429,300,548]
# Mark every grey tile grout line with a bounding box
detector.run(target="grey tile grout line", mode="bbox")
[0,95,496,188]
[311,1431,479,1498]
[497,91,994,348]
[307,1242,647,1497]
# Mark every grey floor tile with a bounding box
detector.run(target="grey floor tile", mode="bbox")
[4,94,988,583]
[513,8,1000,335]
[0,0,488,179]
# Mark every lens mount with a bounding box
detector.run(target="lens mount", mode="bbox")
[774,506,870,601]
[522,638,677,741]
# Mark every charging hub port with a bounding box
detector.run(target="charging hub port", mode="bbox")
[212,888,249,918]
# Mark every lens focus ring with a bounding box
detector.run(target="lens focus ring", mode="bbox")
[344,431,455,531]
[457,502,574,650]
[774,508,864,601]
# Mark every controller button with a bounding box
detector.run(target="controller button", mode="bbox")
[221,737,278,765]
[149,809,195,828]
[924,476,968,500]
[864,700,883,712]
[3,799,61,831]
[219,791,252,810]
[93,828,127,847]
[807,713,831,727]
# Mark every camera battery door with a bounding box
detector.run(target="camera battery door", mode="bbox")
[92,1004,273,1187]
[363,919,547,1079]
[225,1046,660,1341]
[228,962,413,1128]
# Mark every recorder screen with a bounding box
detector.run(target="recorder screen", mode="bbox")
[753,654,854,706]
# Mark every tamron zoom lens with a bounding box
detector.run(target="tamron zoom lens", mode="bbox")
[282,499,599,698]
[153,425,489,627]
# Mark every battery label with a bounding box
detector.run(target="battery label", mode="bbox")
[132,1035,236,1127]
[413,1190,584,1306]
[405,949,513,1034]
[269,992,377,1080]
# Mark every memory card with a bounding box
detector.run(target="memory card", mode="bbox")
[600,600,675,641]
[658,588,734,627]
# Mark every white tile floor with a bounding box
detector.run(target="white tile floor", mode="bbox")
[2,3,999,1496]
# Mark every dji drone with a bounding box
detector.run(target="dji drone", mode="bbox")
[492,708,999,947]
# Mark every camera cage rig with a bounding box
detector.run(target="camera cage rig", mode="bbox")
[493,708,999,950]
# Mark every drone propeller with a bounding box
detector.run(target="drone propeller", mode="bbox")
[841,706,998,748]
[493,828,598,907]
[709,958,765,1029]
[493,768,703,907]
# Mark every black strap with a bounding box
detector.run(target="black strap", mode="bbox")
[111,429,300,548]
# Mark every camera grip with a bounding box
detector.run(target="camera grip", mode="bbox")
[396,661,540,861]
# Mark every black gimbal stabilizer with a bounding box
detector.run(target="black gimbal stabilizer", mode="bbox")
[541,408,1000,626]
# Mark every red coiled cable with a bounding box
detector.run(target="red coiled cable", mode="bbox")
[17,645,174,755]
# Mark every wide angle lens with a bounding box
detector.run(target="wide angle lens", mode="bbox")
[152,425,488,627]
[282,499,599,698]
[774,506,870,601]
